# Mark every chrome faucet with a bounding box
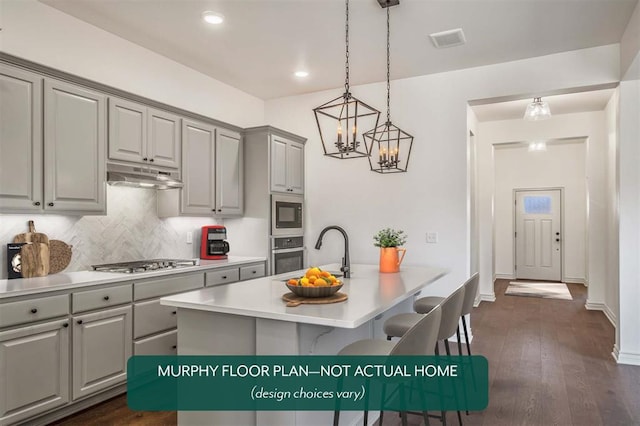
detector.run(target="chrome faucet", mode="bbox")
[314,226,350,278]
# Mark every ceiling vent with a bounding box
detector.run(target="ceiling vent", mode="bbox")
[429,28,466,48]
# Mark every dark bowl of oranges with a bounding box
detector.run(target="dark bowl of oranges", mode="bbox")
[285,267,343,298]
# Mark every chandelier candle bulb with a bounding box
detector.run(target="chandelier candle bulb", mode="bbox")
[337,124,342,143]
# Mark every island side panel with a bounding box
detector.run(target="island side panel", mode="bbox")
[177,309,257,426]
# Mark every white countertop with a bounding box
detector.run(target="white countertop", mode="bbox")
[161,264,447,328]
[0,256,266,299]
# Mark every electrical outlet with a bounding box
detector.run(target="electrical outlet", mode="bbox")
[426,232,438,243]
[186,231,193,244]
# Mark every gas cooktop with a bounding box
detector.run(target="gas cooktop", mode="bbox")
[91,259,198,274]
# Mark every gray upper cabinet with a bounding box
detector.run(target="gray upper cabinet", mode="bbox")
[0,64,43,211]
[158,120,243,217]
[181,119,216,215]
[216,128,243,215]
[270,135,304,194]
[44,79,106,213]
[108,97,180,169]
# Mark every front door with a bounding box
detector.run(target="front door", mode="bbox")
[515,189,562,281]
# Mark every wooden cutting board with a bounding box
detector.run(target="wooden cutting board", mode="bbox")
[282,292,348,307]
[13,220,49,245]
[20,243,50,278]
[14,220,50,277]
[49,240,72,274]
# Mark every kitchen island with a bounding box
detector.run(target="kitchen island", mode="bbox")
[161,263,447,426]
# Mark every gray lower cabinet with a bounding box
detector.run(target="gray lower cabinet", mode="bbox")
[72,305,132,400]
[0,318,70,426]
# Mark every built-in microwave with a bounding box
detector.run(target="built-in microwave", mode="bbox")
[271,194,303,236]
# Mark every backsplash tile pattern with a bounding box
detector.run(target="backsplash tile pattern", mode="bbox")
[0,186,219,279]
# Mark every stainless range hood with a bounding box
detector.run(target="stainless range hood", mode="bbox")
[106,163,183,189]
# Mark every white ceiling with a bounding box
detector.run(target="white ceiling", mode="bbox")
[40,0,637,100]
[471,88,616,122]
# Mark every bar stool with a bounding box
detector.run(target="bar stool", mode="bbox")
[333,306,442,426]
[413,273,479,356]
[383,285,466,425]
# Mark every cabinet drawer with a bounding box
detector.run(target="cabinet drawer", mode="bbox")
[72,284,132,314]
[134,273,204,301]
[0,294,69,328]
[134,330,177,356]
[133,299,177,338]
[240,263,266,281]
[205,267,240,287]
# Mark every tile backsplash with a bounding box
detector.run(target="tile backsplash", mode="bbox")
[0,186,220,279]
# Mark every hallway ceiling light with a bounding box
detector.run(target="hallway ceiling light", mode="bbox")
[312,0,381,160]
[524,97,551,121]
[363,0,414,174]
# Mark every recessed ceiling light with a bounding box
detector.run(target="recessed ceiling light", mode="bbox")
[294,71,309,78]
[202,11,224,25]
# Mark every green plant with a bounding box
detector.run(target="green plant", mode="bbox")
[373,228,407,247]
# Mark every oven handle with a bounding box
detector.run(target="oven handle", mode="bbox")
[272,247,305,254]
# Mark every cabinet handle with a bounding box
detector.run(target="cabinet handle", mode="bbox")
[252,270,257,274]
[77,320,83,325]
[212,209,216,212]
[34,201,41,206]
[172,311,177,315]
[172,345,177,349]
[143,157,148,161]
[30,308,38,314]
[222,276,227,279]
[149,158,154,162]
[63,323,69,328]
[48,202,54,207]
[103,295,110,301]
[217,209,222,212]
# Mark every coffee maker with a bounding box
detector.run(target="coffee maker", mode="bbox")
[200,226,230,260]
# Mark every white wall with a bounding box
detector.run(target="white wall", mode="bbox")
[264,45,619,298]
[620,0,640,80]
[605,89,620,327]
[493,141,587,281]
[0,0,265,128]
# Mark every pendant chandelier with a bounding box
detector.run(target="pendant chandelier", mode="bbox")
[363,3,414,174]
[313,0,381,160]
[523,97,551,121]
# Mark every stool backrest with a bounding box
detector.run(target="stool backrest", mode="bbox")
[461,272,480,316]
[437,285,465,341]
[391,306,442,356]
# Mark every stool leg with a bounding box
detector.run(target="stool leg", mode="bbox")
[400,411,408,426]
[444,339,451,356]
[363,410,368,426]
[333,410,339,426]
[455,326,463,356]
[461,316,471,356]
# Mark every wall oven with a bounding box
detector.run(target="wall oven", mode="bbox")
[271,236,305,275]
[271,194,303,236]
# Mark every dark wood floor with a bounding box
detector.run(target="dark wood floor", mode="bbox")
[52,279,639,426]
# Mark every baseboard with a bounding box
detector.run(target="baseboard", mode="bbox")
[564,277,586,285]
[479,292,496,303]
[585,301,617,328]
[494,273,514,280]
[612,344,620,362]
[615,350,640,366]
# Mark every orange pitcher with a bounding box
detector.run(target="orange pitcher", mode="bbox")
[379,247,406,273]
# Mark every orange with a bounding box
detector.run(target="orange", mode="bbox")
[314,277,330,287]
[287,279,298,286]
[321,271,331,278]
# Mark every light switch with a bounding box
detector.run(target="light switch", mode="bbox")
[426,232,438,243]
[186,231,193,244]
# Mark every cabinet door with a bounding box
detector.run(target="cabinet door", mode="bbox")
[44,80,106,213]
[0,319,69,425]
[270,135,288,193]
[108,97,146,164]
[181,120,216,215]
[0,64,43,212]
[72,305,132,400]
[148,108,181,169]
[216,129,243,215]
[286,141,304,194]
